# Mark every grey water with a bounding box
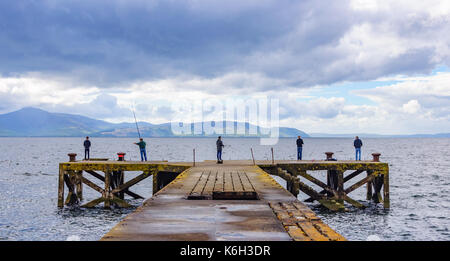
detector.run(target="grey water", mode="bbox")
[0,137,449,241]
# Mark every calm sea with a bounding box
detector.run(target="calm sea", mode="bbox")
[0,137,449,241]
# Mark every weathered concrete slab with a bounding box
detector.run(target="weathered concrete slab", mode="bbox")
[101,163,345,241]
[187,170,257,200]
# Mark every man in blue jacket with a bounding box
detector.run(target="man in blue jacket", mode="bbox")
[216,136,224,163]
[354,136,363,161]
[296,136,304,160]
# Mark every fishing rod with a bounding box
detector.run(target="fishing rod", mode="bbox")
[132,103,141,139]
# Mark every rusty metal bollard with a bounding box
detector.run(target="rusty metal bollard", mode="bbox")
[324,152,338,193]
[117,152,126,161]
[68,153,77,162]
[372,153,381,162]
[325,152,334,160]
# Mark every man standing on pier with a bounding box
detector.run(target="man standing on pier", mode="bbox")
[83,136,91,160]
[296,136,304,160]
[134,138,147,161]
[216,136,224,163]
[354,136,363,161]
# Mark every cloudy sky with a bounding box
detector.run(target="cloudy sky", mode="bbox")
[1,0,450,134]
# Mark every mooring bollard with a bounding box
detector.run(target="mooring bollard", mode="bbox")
[115,153,126,199]
[117,152,126,161]
[372,153,381,162]
[68,153,77,162]
[271,147,274,165]
[324,152,338,194]
[250,148,255,165]
[371,153,383,203]
[325,152,334,160]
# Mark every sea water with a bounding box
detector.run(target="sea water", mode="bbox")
[0,137,449,241]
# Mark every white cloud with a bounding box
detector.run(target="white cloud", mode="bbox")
[273,71,450,134]
[1,70,450,135]
[0,74,100,112]
[355,72,450,112]
[350,0,450,18]
[402,100,421,114]
[344,72,450,133]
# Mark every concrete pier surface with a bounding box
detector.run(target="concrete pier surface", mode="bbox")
[100,161,346,241]
[59,157,389,241]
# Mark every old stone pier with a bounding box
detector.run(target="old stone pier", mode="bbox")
[58,152,389,241]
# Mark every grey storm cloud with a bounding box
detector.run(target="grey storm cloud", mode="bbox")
[0,0,449,89]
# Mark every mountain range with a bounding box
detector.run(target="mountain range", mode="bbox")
[0,107,309,137]
[1,107,448,138]
[309,132,450,138]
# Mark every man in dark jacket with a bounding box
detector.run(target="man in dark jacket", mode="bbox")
[134,138,147,161]
[354,136,363,161]
[83,136,91,160]
[216,136,224,163]
[296,136,304,160]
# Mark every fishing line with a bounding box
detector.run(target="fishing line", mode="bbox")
[132,103,141,139]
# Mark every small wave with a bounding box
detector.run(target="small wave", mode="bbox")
[66,235,81,241]
[15,172,38,176]
[366,235,381,241]
[38,171,53,176]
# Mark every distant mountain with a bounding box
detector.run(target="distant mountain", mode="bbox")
[0,107,115,136]
[310,133,386,138]
[310,133,450,138]
[0,107,309,137]
[96,121,309,138]
[397,133,450,138]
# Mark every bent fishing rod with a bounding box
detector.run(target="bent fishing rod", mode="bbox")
[132,104,141,139]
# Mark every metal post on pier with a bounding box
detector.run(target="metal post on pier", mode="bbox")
[325,152,334,160]
[250,148,255,165]
[271,147,274,165]
[117,152,126,161]
[372,153,381,162]
[68,153,77,162]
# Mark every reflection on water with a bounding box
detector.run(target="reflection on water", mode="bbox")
[0,137,449,241]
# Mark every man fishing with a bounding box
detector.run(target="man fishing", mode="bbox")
[131,104,147,161]
[354,136,363,161]
[83,136,91,160]
[134,138,147,161]
[216,136,224,164]
[296,135,304,160]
